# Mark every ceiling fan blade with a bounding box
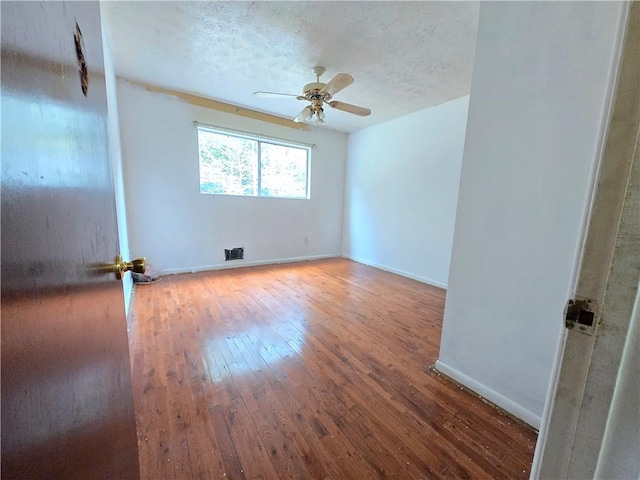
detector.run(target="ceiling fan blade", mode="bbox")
[293,106,312,123]
[320,73,354,96]
[254,91,302,99]
[328,101,371,117]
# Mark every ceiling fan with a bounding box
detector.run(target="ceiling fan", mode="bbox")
[253,66,371,125]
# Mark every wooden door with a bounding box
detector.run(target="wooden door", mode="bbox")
[1,2,139,478]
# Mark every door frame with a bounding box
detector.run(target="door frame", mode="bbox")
[531,2,639,477]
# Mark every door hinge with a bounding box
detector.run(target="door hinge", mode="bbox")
[565,297,597,335]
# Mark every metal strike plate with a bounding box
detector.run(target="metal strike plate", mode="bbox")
[565,297,597,335]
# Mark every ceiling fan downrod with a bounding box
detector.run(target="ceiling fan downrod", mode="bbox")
[312,66,326,83]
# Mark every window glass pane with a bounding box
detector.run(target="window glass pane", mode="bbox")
[260,143,308,198]
[198,131,258,196]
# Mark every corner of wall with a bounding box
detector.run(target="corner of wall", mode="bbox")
[435,360,541,429]
[343,254,448,290]
[340,98,469,287]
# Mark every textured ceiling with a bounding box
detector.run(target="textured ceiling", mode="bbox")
[101,1,479,133]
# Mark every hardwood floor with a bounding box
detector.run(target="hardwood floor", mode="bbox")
[128,258,536,479]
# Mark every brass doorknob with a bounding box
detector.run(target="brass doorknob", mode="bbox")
[114,255,146,280]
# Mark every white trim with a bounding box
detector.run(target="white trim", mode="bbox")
[123,275,134,319]
[530,327,569,478]
[342,254,447,289]
[194,121,316,149]
[159,254,339,276]
[434,360,542,430]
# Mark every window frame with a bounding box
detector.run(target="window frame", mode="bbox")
[196,124,312,200]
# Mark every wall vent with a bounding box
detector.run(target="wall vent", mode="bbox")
[225,247,244,261]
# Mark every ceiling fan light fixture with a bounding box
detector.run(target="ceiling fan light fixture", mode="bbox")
[305,108,314,122]
[254,66,371,125]
[294,105,313,123]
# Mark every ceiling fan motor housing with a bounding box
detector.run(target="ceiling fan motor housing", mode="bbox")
[303,82,332,103]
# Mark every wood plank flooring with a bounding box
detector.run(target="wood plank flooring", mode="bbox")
[128,258,536,479]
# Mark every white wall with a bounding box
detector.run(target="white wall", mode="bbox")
[117,81,347,274]
[342,96,469,288]
[437,2,627,428]
[102,30,133,313]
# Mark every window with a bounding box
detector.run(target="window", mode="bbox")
[197,125,310,199]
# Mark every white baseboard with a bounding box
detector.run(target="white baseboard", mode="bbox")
[434,360,541,430]
[159,254,339,276]
[343,254,447,289]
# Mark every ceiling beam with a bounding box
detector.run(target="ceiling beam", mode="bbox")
[133,81,309,131]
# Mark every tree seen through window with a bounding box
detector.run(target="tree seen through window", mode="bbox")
[198,128,309,199]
